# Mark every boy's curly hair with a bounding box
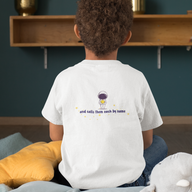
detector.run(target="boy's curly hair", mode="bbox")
[75,0,133,57]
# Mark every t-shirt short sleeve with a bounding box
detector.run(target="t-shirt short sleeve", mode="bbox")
[42,77,63,125]
[140,79,163,131]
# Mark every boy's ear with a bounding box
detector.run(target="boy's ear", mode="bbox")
[74,24,81,39]
[122,31,132,45]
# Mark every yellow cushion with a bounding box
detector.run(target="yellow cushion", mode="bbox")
[0,141,62,188]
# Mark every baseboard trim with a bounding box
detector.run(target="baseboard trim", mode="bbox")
[0,116,192,126]
[0,117,49,126]
[162,116,192,125]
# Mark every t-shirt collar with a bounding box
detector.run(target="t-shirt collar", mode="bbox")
[81,59,122,66]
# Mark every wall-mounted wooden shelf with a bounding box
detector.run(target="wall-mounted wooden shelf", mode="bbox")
[9,15,192,69]
[130,14,192,46]
[10,15,192,47]
[10,15,79,47]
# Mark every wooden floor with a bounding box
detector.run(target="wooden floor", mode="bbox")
[0,124,192,155]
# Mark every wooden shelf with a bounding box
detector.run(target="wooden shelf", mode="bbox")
[10,15,77,47]
[129,14,192,46]
[10,15,192,47]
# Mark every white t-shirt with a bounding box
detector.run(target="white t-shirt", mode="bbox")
[42,60,162,189]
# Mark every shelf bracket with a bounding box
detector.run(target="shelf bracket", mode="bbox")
[41,47,47,69]
[157,46,164,69]
[186,46,191,51]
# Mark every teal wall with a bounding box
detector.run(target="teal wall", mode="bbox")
[0,0,192,117]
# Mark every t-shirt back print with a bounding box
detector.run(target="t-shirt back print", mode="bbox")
[98,91,108,110]
[76,91,129,120]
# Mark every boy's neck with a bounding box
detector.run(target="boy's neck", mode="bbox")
[85,48,118,60]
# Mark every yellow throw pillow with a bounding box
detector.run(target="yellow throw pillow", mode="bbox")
[0,141,62,188]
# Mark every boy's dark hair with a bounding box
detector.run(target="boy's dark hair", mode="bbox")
[75,0,133,57]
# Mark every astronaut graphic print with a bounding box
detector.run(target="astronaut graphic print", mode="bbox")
[98,91,108,110]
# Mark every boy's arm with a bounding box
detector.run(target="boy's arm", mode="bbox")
[142,129,153,150]
[49,122,63,141]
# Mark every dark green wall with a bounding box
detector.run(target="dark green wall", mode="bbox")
[0,0,192,117]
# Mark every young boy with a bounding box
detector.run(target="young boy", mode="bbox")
[42,0,168,189]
